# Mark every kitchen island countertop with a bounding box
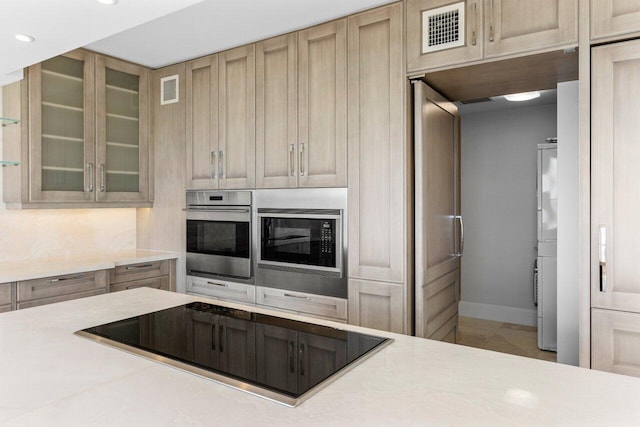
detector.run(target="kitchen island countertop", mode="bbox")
[1,288,639,426]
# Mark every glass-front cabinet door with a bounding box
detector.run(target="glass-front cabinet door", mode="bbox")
[95,55,149,202]
[29,50,96,202]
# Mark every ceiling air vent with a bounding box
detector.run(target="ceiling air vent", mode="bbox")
[422,2,465,54]
[160,74,179,105]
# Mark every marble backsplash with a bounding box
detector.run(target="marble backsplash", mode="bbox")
[0,208,136,263]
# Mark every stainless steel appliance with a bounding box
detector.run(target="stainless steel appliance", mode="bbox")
[255,189,347,298]
[76,300,391,407]
[186,190,252,281]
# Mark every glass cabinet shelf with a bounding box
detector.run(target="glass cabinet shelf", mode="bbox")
[1,117,20,127]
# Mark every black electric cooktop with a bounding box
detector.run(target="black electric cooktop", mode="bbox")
[76,301,391,406]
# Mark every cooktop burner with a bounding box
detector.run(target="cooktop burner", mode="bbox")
[76,301,391,406]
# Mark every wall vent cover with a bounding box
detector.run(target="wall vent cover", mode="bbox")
[160,74,179,105]
[422,2,465,54]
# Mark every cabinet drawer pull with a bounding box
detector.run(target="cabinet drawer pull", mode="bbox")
[471,2,477,46]
[289,341,295,373]
[289,144,295,176]
[219,325,224,353]
[284,293,310,300]
[99,164,106,192]
[48,274,85,284]
[299,343,305,376]
[210,150,217,180]
[218,150,225,179]
[489,0,495,42]
[207,281,228,288]
[125,264,154,270]
[299,143,305,176]
[87,163,94,192]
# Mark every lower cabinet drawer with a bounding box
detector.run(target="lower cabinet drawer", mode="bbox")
[592,308,640,378]
[110,260,170,284]
[17,289,106,310]
[17,270,107,302]
[0,304,12,313]
[256,287,347,320]
[186,276,256,304]
[110,276,169,293]
[0,283,12,306]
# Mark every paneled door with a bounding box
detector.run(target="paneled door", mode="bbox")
[591,0,640,41]
[298,19,348,188]
[218,45,255,189]
[591,40,640,312]
[95,55,150,202]
[413,80,460,340]
[255,34,298,189]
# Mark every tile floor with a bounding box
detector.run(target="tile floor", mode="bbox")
[457,316,557,362]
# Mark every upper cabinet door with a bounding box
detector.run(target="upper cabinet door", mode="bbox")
[591,40,640,312]
[591,0,640,41]
[29,50,96,202]
[348,4,405,284]
[483,0,577,58]
[186,55,219,190]
[406,0,483,73]
[255,34,298,189]
[298,20,348,188]
[95,55,150,202]
[218,45,256,189]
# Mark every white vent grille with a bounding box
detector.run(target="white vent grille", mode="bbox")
[160,74,179,105]
[421,2,465,54]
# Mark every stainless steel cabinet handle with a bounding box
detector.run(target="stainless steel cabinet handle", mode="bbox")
[48,274,84,284]
[284,293,310,300]
[125,264,154,270]
[289,341,295,373]
[299,343,305,376]
[599,225,607,292]
[99,164,105,192]
[533,262,538,306]
[455,215,464,256]
[471,2,477,46]
[489,0,495,42]
[299,143,305,176]
[218,150,224,179]
[87,163,94,192]
[207,281,228,288]
[210,150,217,180]
[289,144,295,177]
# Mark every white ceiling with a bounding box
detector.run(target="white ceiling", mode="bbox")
[0,0,203,86]
[86,0,396,69]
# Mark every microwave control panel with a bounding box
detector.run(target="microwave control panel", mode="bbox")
[320,221,334,256]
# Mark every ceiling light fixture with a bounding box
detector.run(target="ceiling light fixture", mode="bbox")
[15,34,35,43]
[504,91,541,102]
[97,0,118,4]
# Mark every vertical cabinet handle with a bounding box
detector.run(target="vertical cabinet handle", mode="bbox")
[599,225,607,292]
[219,324,224,353]
[471,2,477,46]
[210,150,217,180]
[455,215,465,256]
[289,341,295,373]
[99,164,105,192]
[87,163,94,192]
[211,324,216,351]
[489,0,495,42]
[289,144,295,177]
[298,343,305,376]
[218,150,224,180]
[299,143,305,176]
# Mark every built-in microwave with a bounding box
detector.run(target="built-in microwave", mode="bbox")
[254,188,348,299]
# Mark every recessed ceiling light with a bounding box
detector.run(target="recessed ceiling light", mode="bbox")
[15,34,35,43]
[97,0,118,4]
[504,91,541,102]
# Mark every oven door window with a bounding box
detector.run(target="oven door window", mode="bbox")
[261,217,336,267]
[187,220,250,258]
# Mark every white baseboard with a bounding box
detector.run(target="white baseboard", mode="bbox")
[458,300,537,327]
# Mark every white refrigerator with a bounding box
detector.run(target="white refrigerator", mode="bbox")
[536,140,557,351]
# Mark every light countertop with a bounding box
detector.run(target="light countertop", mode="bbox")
[1,288,640,426]
[0,249,177,283]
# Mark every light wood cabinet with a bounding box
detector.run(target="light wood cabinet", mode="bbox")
[592,309,640,378]
[591,0,640,41]
[348,4,406,284]
[0,282,14,312]
[348,279,404,333]
[108,259,174,293]
[187,275,256,304]
[16,270,107,309]
[256,34,298,188]
[256,286,347,321]
[218,45,256,189]
[186,55,219,189]
[2,50,152,208]
[590,39,640,376]
[298,19,348,188]
[406,0,577,73]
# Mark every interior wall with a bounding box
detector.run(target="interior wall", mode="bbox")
[459,102,557,326]
[0,87,137,263]
[557,81,579,366]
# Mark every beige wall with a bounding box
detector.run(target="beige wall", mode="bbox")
[0,87,137,263]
